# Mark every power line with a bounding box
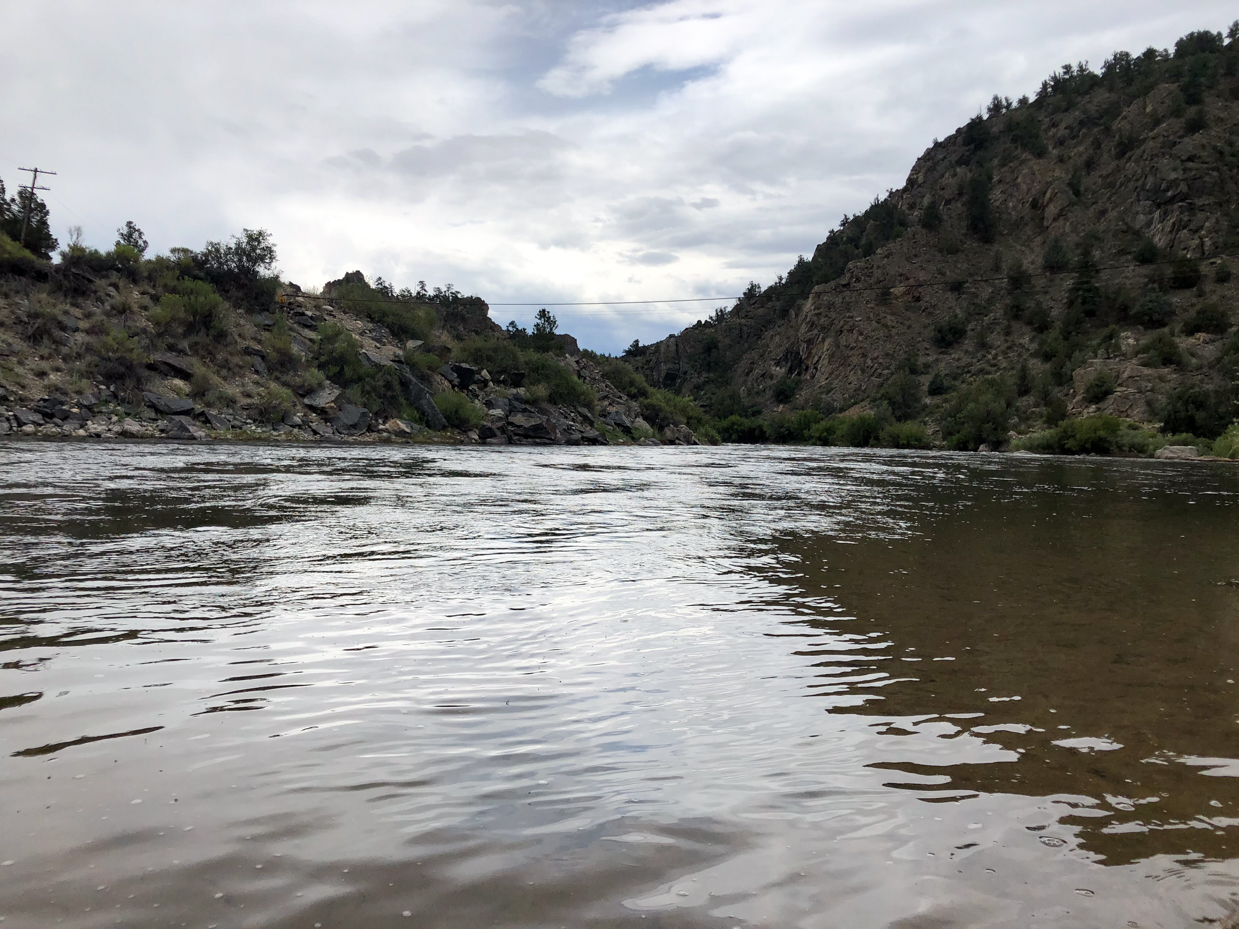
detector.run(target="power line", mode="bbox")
[283,249,1236,311]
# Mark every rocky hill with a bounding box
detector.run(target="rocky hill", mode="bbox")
[0,237,677,447]
[627,25,1239,454]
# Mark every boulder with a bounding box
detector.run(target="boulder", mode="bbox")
[580,428,608,446]
[166,416,209,441]
[282,411,304,427]
[251,313,276,328]
[383,418,418,436]
[252,357,269,377]
[361,349,392,367]
[395,367,448,431]
[201,411,231,431]
[331,403,371,436]
[119,419,147,439]
[143,392,194,416]
[304,384,342,409]
[78,392,99,409]
[604,409,632,432]
[661,424,700,446]
[1155,445,1201,460]
[19,424,36,436]
[12,409,45,428]
[309,422,334,437]
[638,437,662,446]
[477,423,505,441]
[438,364,460,388]
[508,410,558,444]
[484,397,510,415]
[448,363,481,389]
[150,352,197,379]
[0,420,9,436]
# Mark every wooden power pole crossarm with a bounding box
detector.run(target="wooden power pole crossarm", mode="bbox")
[17,166,56,247]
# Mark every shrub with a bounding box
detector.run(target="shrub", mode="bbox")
[254,386,295,423]
[1139,330,1184,367]
[1216,260,1233,284]
[940,378,1014,450]
[964,167,996,242]
[1213,424,1239,459]
[927,371,950,396]
[333,279,436,342]
[1014,416,1154,456]
[920,200,942,231]
[1183,302,1231,335]
[1184,107,1208,134]
[718,415,767,443]
[835,413,885,448]
[150,278,228,338]
[93,327,147,388]
[1131,291,1175,328]
[772,377,800,404]
[194,229,279,309]
[1170,257,1203,290]
[1134,238,1159,264]
[933,313,968,349]
[1083,369,1117,403]
[879,421,932,449]
[878,369,925,420]
[1162,384,1235,439]
[639,388,707,431]
[765,409,824,443]
[263,314,302,373]
[434,391,483,429]
[588,353,650,399]
[314,323,368,385]
[1043,237,1071,273]
[524,354,595,409]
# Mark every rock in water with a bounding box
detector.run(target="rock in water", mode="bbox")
[1155,446,1201,460]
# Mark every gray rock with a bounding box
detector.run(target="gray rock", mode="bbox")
[143,392,194,416]
[252,357,269,377]
[282,411,304,427]
[331,403,371,436]
[151,352,197,379]
[580,428,608,446]
[604,410,632,432]
[662,424,700,446]
[638,437,662,446]
[448,363,480,389]
[477,423,505,441]
[78,392,100,409]
[0,420,9,436]
[166,416,209,441]
[304,384,342,409]
[438,364,460,387]
[251,313,275,328]
[202,411,231,431]
[1155,445,1201,460]
[361,350,392,367]
[12,409,45,427]
[484,397,510,415]
[309,422,334,437]
[508,410,558,444]
[395,367,447,431]
[119,418,147,439]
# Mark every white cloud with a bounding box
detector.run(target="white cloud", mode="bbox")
[1,0,1235,351]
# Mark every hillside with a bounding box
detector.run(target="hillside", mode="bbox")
[626,25,1239,456]
[0,233,676,446]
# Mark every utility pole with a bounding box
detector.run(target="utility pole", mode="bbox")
[17,166,56,247]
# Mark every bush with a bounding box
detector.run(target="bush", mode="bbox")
[1170,257,1203,290]
[194,229,279,309]
[927,371,950,396]
[878,369,925,420]
[1162,384,1235,439]
[1043,237,1071,273]
[314,323,368,385]
[765,409,824,443]
[254,386,295,423]
[879,421,932,449]
[1083,369,1117,403]
[1138,330,1184,367]
[588,353,650,399]
[941,378,1014,450]
[525,354,595,409]
[1216,260,1233,284]
[1134,238,1159,264]
[333,279,436,342]
[1014,416,1155,456]
[1131,291,1175,328]
[150,278,228,338]
[1183,302,1231,335]
[457,336,524,380]
[93,327,147,388]
[1213,424,1239,459]
[772,377,800,403]
[964,167,996,242]
[263,314,302,373]
[834,413,885,448]
[639,388,707,431]
[933,313,968,349]
[434,391,483,429]
[718,415,767,443]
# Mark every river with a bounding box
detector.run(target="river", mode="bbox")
[0,442,1237,928]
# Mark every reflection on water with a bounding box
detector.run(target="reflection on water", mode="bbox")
[0,443,1237,928]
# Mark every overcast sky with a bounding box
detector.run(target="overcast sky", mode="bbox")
[1,2,1234,351]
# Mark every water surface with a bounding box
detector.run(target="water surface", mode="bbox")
[1,443,1237,928]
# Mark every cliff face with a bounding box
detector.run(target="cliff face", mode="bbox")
[630,30,1239,437]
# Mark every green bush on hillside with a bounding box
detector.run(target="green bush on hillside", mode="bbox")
[1213,424,1239,459]
[1014,416,1156,456]
[1183,302,1230,336]
[1162,384,1235,439]
[434,391,483,429]
[940,378,1014,450]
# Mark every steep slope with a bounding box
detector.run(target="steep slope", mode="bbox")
[629,27,1239,449]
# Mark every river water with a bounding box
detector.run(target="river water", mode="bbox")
[1,442,1237,929]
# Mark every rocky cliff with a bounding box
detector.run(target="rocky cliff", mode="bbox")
[628,27,1239,449]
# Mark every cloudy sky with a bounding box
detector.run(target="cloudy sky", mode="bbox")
[1,2,1234,351]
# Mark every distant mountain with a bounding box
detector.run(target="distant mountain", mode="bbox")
[626,25,1239,453]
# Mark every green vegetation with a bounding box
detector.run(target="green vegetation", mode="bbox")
[1162,384,1236,439]
[941,378,1014,450]
[331,275,437,343]
[434,392,484,429]
[1213,424,1239,458]
[1014,416,1158,456]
